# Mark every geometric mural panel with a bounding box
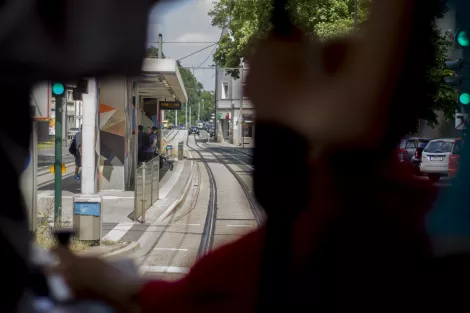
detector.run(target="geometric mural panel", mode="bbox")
[102,110,125,136]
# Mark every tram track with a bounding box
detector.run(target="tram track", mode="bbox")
[193,135,263,226]
[185,135,218,259]
[165,129,180,143]
[137,134,261,277]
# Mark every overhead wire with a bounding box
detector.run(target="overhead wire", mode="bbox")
[176,43,218,62]
[195,28,225,69]
[196,46,217,68]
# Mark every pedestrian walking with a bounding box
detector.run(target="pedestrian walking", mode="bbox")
[73,125,82,180]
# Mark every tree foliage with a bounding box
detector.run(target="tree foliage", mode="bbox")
[145,46,215,126]
[209,0,458,128]
[421,22,459,126]
[209,0,369,78]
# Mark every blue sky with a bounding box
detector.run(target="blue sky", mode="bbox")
[148,0,221,91]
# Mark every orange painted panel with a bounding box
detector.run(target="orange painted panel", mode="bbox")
[99,104,115,113]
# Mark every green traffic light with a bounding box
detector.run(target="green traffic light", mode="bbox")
[459,93,470,105]
[456,30,469,47]
[52,82,65,96]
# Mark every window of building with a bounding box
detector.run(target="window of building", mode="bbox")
[243,124,253,137]
[242,83,248,99]
[242,114,253,123]
[222,82,229,99]
[242,114,253,137]
[66,90,74,103]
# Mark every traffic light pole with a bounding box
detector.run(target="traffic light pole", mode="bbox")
[54,94,64,226]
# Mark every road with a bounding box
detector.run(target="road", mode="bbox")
[134,131,455,281]
[38,147,75,171]
[136,133,263,281]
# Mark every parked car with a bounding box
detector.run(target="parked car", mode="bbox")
[397,137,431,170]
[189,126,199,135]
[397,137,419,166]
[410,138,432,175]
[448,137,463,179]
[204,123,214,132]
[420,138,456,182]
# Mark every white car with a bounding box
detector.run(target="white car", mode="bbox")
[420,138,455,182]
[67,127,80,139]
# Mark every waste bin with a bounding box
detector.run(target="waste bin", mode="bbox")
[178,141,184,160]
[73,195,103,242]
[166,145,173,158]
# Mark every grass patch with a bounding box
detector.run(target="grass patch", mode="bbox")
[35,198,91,252]
[38,141,54,150]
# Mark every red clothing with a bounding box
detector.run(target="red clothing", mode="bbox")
[139,160,436,313]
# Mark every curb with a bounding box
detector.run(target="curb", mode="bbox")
[155,149,195,223]
[102,241,141,259]
[99,146,194,259]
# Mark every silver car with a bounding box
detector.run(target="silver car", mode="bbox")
[67,127,80,139]
[420,138,455,182]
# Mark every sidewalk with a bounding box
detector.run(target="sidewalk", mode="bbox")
[38,157,193,243]
[37,131,194,249]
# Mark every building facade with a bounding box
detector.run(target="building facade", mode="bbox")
[215,61,255,146]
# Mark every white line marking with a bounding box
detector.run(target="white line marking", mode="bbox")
[153,248,189,251]
[102,223,134,242]
[226,224,255,227]
[38,195,134,200]
[102,196,134,200]
[144,266,190,274]
[173,223,200,226]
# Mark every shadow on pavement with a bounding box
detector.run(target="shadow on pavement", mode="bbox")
[38,161,172,193]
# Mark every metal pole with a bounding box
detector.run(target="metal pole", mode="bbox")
[185,102,188,129]
[32,121,38,232]
[62,100,67,147]
[176,110,178,127]
[54,96,64,226]
[155,156,160,201]
[133,84,140,217]
[354,0,358,31]
[142,162,146,223]
[240,63,244,148]
[158,34,163,59]
[190,106,192,126]
[197,101,200,122]
[214,67,218,142]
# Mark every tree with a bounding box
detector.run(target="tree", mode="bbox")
[209,0,458,130]
[209,0,369,78]
[420,21,459,127]
[146,45,160,58]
